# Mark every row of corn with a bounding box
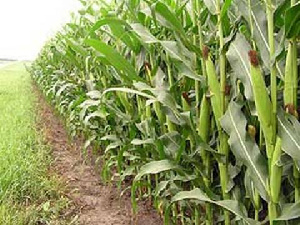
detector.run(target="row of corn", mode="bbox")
[31,0,300,224]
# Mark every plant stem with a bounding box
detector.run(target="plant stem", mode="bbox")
[291,0,298,107]
[290,0,300,203]
[216,0,230,224]
[248,0,254,46]
[166,54,176,132]
[192,0,200,118]
[292,41,298,110]
[216,3,226,114]
[147,52,166,133]
[294,165,300,201]
[266,0,277,135]
[254,190,260,221]
[194,1,213,223]
[268,201,278,225]
[265,1,279,223]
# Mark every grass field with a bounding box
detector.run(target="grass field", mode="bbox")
[0,63,69,224]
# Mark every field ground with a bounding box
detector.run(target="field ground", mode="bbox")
[0,62,161,224]
[36,86,161,225]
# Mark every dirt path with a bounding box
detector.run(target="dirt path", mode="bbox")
[35,88,163,225]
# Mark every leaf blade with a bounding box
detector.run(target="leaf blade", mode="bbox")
[221,101,269,200]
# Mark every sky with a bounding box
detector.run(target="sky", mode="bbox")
[0,0,81,60]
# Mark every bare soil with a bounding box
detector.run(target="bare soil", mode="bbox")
[35,88,163,225]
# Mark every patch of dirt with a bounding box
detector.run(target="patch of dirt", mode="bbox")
[35,88,163,225]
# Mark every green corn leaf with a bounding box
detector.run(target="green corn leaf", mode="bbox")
[154,1,186,37]
[105,140,123,153]
[131,23,199,74]
[79,99,101,121]
[274,0,291,28]
[155,90,179,114]
[274,201,300,222]
[87,90,101,99]
[159,131,182,159]
[107,21,140,52]
[100,135,119,141]
[134,160,179,181]
[83,111,107,127]
[140,2,181,33]
[226,33,253,100]
[127,0,140,12]
[221,0,233,19]
[131,25,184,65]
[131,24,203,82]
[285,2,300,39]
[171,188,259,225]
[221,101,269,200]
[278,109,300,161]
[235,0,269,65]
[130,23,159,44]
[102,87,156,100]
[160,41,185,61]
[90,18,129,34]
[176,61,205,82]
[55,83,74,98]
[65,47,81,68]
[85,39,142,83]
[235,0,284,79]
[244,169,259,208]
[131,138,155,145]
[203,0,218,15]
[131,24,187,63]
[156,174,198,197]
[145,1,200,54]
[66,39,88,57]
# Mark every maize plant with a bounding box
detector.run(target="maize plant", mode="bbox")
[30,0,300,224]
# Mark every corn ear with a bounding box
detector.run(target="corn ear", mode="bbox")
[198,94,211,183]
[249,50,274,157]
[284,44,294,106]
[204,47,222,128]
[203,46,230,223]
[270,137,282,203]
[198,95,210,143]
[181,95,191,112]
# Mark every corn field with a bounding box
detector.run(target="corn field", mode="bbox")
[30,0,300,224]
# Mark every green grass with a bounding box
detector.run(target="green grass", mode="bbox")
[0,63,71,224]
